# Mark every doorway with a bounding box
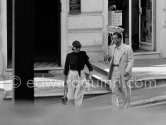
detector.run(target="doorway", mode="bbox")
[108,0,132,47]
[139,0,154,51]
[7,0,61,69]
[7,0,13,68]
[108,0,155,52]
[34,0,61,68]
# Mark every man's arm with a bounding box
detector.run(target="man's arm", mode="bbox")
[125,46,134,73]
[106,45,115,60]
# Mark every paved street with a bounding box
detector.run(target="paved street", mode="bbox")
[1,92,166,125]
[0,79,166,125]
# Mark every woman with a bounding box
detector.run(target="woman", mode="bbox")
[64,40,93,107]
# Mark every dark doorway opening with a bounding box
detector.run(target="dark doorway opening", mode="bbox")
[7,0,61,69]
[34,0,61,68]
[108,0,139,51]
[7,0,13,68]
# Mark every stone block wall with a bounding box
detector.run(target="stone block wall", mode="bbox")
[0,0,7,80]
[0,0,4,80]
[68,0,108,63]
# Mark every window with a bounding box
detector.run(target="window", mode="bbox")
[69,0,81,15]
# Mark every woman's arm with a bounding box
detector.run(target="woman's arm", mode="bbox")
[64,54,70,83]
[84,52,93,73]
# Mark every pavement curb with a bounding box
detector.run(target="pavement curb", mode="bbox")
[131,95,166,107]
[2,89,111,100]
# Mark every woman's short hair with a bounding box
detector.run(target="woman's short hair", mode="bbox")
[113,32,122,39]
[72,40,81,48]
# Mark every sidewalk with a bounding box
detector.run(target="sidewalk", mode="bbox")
[1,76,110,100]
[132,58,166,80]
[94,58,166,81]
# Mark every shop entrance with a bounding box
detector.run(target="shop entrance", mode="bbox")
[34,0,61,68]
[139,0,154,51]
[7,0,61,69]
[108,0,155,51]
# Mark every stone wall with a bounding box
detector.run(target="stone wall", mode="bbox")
[60,0,108,65]
[0,0,4,80]
[0,0,7,80]
[156,0,166,58]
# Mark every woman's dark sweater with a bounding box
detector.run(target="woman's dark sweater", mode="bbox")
[64,51,93,76]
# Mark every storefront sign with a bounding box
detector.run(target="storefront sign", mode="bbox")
[108,10,122,26]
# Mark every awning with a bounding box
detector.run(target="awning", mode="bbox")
[107,25,124,33]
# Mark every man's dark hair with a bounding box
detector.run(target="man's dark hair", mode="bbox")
[113,32,122,39]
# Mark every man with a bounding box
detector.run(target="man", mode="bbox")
[107,32,134,108]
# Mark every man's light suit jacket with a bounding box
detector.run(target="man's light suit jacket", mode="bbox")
[108,43,134,81]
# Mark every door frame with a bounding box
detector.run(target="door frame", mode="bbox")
[35,0,62,67]
[6,0,62,69]
[7,0,13,69]
[57,0,61,66]
[129,0,132,47]
[138,0,155,51]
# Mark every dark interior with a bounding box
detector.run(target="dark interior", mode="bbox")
[7,0,12,68]
[108,0,139,50]
[7,0,61,68]
[34,0,61,64]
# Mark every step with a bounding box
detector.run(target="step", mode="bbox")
[2,78,111,100]
[91,62,109,75]
[91,61,166,90]
[90,62,110,87]
[92,60,166,80]
[134,51,160,59]
[84,68,110,89]
[3,88,111,100]
[5,66,63,72]
[2,67,64,79]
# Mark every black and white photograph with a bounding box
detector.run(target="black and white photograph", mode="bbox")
[0,0,166,125]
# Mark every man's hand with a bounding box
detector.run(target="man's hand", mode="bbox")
[124,72,129,77]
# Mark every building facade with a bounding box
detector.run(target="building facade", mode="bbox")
[61,0,108,66]
[0,0,166,75]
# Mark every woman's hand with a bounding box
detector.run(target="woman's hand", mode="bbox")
[88,71,92,80]
[124,72,129,77]
[64,75,67,84]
